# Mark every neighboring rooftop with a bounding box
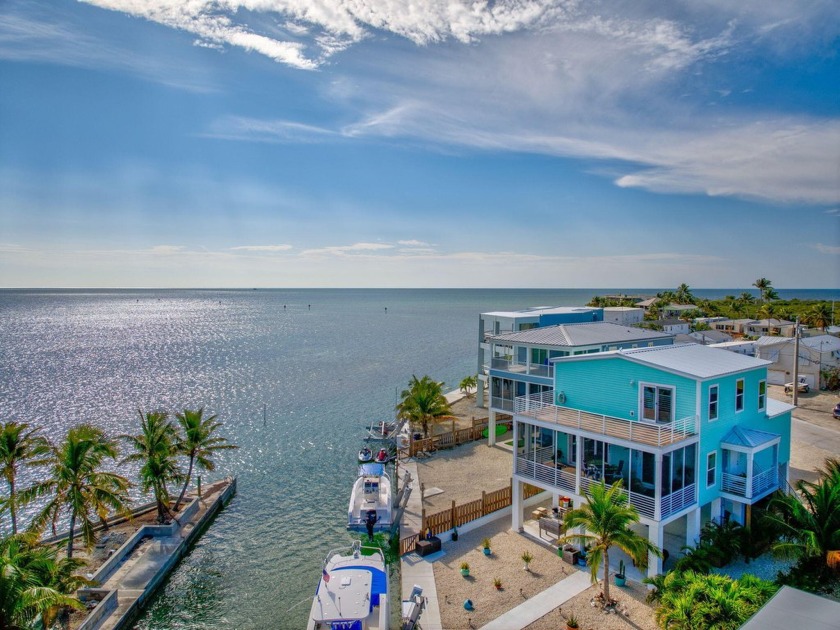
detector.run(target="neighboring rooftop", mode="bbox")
[481,306,599,318]
[561,342,771,379]
[755,334,840,351]
[487,321,672,347]
[739,586,840,630]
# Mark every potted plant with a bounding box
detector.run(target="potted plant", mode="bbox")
[566,614,579,629]
[521,550,533,571]
[460,561,470,577]
[493,576,502,590]
[614,559,626,587]
[482,537,492,555]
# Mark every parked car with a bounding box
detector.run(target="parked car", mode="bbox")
[784,377,810,394]
[833,403,840,419]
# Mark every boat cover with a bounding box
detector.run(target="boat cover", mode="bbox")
[358,463,385,477]
[332,565,388,609]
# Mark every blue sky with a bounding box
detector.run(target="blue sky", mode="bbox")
[1,0,838,288]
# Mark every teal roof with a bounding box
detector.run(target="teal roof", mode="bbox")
[721,426,779,449]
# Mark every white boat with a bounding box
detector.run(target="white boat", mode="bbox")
[358,446,373,463]
[348,463,392,532]
[307,540,390,630]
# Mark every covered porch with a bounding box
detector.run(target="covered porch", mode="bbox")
[720,427,782,504]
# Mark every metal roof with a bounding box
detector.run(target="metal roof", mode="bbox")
[487,322,672,347]
[739,586,840,630]
[612,343,770,379]
[766,398,796,418]
[721,426,780,449]
[481,306,599,318]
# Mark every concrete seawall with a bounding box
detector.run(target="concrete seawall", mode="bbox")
[77,478,237,630]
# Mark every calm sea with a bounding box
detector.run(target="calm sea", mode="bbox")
[1,288,837,628]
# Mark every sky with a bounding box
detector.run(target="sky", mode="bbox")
[0,0,838,289]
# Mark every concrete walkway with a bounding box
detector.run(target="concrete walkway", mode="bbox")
[398,458,444,630]
[479,570,592,630]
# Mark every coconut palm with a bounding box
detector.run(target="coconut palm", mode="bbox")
[0,533,88,629]
[764,457,840,572]
[172,409,237,512]
[459,375,477,398]
[30,425,130,558]
[121,411,183,523]
[557,480,662,605]
[0,421,50,535]
[806,303,832,330]
[753,278,779,302]
[674,283,695,304]
[396,375,456,438]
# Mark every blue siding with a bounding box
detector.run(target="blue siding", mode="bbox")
[553,356,696,422]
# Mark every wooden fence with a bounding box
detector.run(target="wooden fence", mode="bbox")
[406,417,513,457]
[399,479,543,555]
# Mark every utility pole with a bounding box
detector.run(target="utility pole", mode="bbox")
[792,317,801,406]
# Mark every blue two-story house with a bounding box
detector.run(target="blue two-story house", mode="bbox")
[483,322,674,445]
[510,343,793,576]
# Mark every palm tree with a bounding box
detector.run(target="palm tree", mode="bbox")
[0,533,87,629]
[31,425,130,559]
[396,375,456,438]
[674,283,695,304]
[459,375,477,398]
[806,303,832,330]
[0,421,50,535]
[753,278,778,302]
[121,411,183,523]
[557,480,662,605]
[764,457,840,572]
[172,409,237,512]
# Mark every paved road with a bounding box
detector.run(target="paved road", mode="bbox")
[792,416,840,453]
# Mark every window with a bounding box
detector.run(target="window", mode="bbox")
[706,451,717,488]
[709,385,719,421]
[642,385,674,422]
[735,379,744,412]
[758,380,766,411]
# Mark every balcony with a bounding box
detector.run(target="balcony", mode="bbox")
[515,391,699,448]
[721,466,779,500]
[516,457,696,520]
[490,357,553,379]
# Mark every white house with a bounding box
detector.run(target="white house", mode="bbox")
[754,334,840,388]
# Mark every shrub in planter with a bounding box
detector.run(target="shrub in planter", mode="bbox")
[460,561,470,577]
[482,537,492,555]
[521,550,533,571]
[566,614,579,629]
[493,577,502,590]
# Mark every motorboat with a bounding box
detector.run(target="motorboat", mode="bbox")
[374,448,388,463]
[348,463,392,532]
[358,446,373,463]
[307,540,389,630]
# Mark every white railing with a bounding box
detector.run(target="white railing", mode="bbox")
[751,467,778,497]
[722,468,778,499]
[661,484,696,518]
[515,391,699,447]
[490,358,553,378]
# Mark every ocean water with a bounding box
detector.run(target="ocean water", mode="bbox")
[1,288,837,629]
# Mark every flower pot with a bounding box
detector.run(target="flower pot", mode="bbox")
[483,547,491,556]
[460,568,470,577]
[615,575,626,587]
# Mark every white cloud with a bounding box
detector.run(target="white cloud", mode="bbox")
[149,245,185,254]
[230,244,293,251]
[300,242,395,256]
[203,116,336,143]
[813,243,840,255]
[397,240,431,247]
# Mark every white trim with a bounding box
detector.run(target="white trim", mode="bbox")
[758,379,767,412]
[708,384,719,422]
[735,378,745,413]
[706,451,717,489]
[638,381,676,423]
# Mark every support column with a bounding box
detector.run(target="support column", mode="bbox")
[654,452,663,521]
[575,436,583,496]
[685,507,701,549]
[512,479,522,531]
[488,410,497,446]
[477,376,485,407]
[648,523,665,577]
[746,453,754,500]
[711,497,722,523]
